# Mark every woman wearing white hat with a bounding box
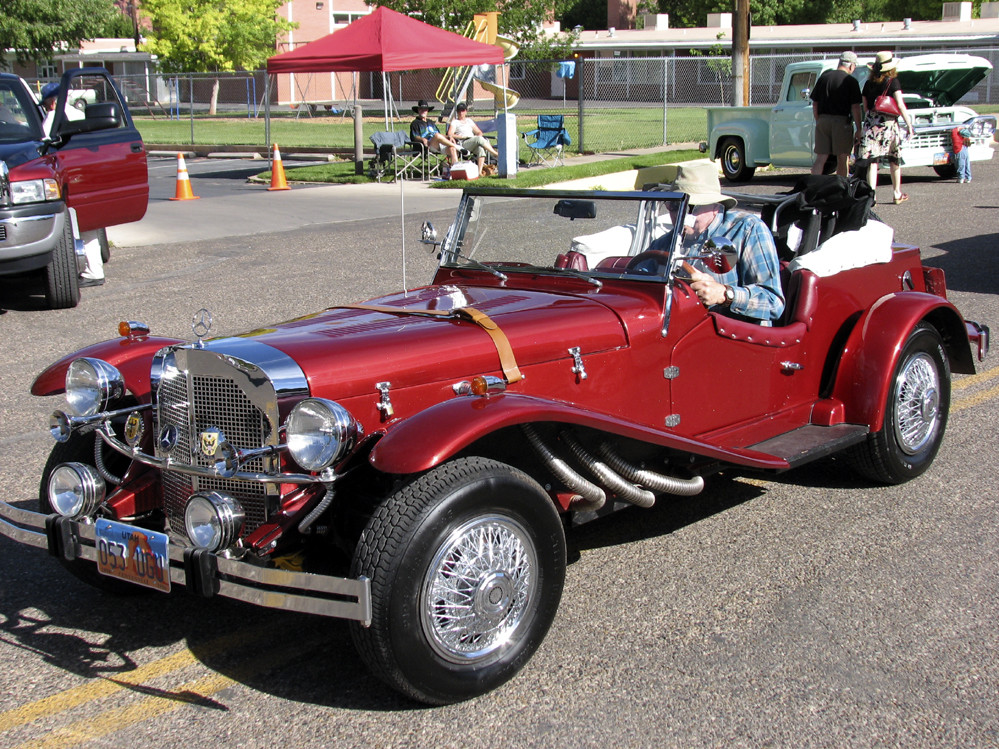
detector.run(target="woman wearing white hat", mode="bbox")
[859,52,914,204]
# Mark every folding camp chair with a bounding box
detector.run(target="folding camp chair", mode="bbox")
[369,131,443,182]
[522,115,571,168]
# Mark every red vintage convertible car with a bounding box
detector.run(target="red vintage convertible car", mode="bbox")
[0,184,989,704]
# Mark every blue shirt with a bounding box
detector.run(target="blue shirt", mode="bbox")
[683,209,784,323]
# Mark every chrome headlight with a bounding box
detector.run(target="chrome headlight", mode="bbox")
[184,491,244,551]
[10,178,60,204]
[65,358,125,417]
[48,462,105,518]
[286,398,361,472]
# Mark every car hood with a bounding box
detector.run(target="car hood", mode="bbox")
[0,141,43,170]
[226,284,631,397]
[858,54,993,107]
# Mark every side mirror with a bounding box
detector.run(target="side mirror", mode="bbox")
[800,87,811,101]
[699,236,738,273]
[420,221,438,245]
[553,199,596,220]
[58,102,121,137]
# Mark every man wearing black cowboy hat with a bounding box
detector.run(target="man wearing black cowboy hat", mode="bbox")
[409,100,458,172]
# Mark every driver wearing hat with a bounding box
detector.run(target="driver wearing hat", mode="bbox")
[665,161,784,324]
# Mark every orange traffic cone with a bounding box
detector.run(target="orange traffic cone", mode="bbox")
[268,143,291,191]
[169,154,200,201]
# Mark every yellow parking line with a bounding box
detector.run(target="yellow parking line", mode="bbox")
[952,365,999,391]
[0,622,278,734]
[15,637,324,749]
[953,381,999,413]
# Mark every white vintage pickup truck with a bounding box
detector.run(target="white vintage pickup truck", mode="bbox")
[703,54,996,182]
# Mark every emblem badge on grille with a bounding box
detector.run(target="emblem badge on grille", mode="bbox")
[192,308,213,348]
[158,424,178,452]
[200,427,224,457]
[124,411,144,447]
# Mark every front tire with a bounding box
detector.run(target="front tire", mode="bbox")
[44,213,80,309]
[850,323,950,484]
[719,137,756,182]
[350,457,566,705]
[98,228,111,264]
[933,163,957,179]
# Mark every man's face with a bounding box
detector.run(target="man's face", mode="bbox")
[685,203,720,236]
[418,107,429,119]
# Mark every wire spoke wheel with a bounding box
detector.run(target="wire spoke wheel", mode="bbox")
[893,352,941,455]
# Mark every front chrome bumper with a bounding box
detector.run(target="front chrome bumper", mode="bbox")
[0,500,371,626]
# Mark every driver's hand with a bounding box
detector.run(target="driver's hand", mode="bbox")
[689,270,727,307]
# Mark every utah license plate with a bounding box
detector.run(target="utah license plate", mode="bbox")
[933,152,950,165]
[95,519,171,593]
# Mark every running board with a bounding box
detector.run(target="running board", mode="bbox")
[747,424,869,469]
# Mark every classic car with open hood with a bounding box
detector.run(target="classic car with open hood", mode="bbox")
[0,183,989,704]
[705,54,997,181]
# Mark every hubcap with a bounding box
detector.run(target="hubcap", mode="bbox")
[421,516,537,664]
[894,352,940,454]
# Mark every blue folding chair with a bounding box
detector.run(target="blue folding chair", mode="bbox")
[522,115,571,168]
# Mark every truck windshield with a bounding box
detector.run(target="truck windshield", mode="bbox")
[0,80,44,143]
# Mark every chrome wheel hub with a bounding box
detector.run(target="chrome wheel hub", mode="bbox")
[894,352,940,454]
[422,516,536,664]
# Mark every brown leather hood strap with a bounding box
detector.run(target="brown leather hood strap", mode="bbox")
[339,304,523,383]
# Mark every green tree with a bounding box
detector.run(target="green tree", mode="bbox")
[140,0,295,73]
[0,0,120,68]
[373,0,578,59]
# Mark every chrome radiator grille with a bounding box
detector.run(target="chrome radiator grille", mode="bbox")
[155,354,278,540]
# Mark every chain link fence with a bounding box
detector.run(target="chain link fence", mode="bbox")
[23,47,999,156]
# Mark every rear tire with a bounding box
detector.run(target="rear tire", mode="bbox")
[719,137,756,182]
[350,457,566,704]
[44,214,80,309]
[849,323,950,484]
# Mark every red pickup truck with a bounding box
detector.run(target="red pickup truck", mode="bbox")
[0,67,148,308]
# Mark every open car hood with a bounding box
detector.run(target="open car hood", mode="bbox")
[880,54,992,107]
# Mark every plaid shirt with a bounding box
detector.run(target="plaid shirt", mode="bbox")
[683,208,784,324]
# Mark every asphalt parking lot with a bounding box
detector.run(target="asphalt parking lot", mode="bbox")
[0,155,997,747]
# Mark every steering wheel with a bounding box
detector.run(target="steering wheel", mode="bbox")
[625,250,672,276]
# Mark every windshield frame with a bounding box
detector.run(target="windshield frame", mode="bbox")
[0,75,45,143]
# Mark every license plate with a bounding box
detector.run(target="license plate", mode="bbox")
[933,152,950,165]
[95,519,171,593]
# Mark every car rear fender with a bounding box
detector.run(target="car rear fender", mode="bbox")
[369,393,789,476]
[830,293,973,431]
[709,118,771,166]
[31,336,186,398]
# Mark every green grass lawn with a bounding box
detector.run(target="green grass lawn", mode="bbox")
[134,106,708,154]
[259,148,704,188]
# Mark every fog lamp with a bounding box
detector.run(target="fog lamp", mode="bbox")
[184,491,244,551]
[48,462,105,518]
[65,358,125,417]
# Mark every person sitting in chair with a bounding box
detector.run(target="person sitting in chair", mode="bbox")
[447,103,499,173]
[663,162,784,325]
[410,100,458,174]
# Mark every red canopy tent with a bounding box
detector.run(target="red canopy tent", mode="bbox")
[266,6,504,74]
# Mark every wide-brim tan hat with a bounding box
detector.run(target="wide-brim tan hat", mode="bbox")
[871,51,897,72]
[665,162,737,209]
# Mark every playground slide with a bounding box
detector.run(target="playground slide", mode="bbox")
[476,78,520,108]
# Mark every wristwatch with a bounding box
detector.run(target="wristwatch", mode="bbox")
[723,285,735,305]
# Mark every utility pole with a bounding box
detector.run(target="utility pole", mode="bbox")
[732,0,750,106]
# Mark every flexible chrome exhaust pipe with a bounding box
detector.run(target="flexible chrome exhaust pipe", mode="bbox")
[560,431,656,508]
[597,443,705,497]
[522,425,605,511]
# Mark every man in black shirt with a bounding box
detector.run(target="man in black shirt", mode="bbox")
[810,51,863,177]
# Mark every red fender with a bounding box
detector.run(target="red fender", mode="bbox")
[31,336,185,398]
[831,292,971,431]
[369,392,789,476]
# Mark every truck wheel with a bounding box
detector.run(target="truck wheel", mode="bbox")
[98,228,111,264]
[39,430,144,594]
[849,324,950,485]
[933,163,957,179]
[350,457,566,705]
[719,137,755,182]
[44,215,80,309]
